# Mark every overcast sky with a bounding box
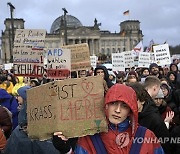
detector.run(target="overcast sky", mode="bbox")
[1,0,180,47]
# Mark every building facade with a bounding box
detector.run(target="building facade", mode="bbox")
[1,15,143,64]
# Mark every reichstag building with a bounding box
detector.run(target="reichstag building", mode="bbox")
[1,14,143,63]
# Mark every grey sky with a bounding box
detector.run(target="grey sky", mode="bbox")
[1,0,180,47]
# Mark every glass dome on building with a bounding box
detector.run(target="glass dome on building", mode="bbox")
[50,15,83,34]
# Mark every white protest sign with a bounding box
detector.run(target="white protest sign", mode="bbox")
[124,51,134,68]
[138,52,150,68]
[153,44,171,66]
[90,56,97,69]
[4,63,13,70]
[47,48,71,79]
[13,29,46,77]
[150,53,155,64]
[112,53,125,71]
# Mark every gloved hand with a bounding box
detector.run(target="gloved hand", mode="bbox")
[52,135,71,154]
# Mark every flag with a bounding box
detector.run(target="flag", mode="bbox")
[123,10,129,16]
[132,41,144,57]
[145,39,154,52]
[132,41,144,52]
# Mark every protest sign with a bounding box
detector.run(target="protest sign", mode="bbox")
[112,53,125,71]
[13,29,46,77]
[90,56,97,69]
[27,75,108,140]
[62,43,91,71]
[124,51,134,68]
[4,63,13,70]
[47,48,71,79]
[153,44,171,66]
[138,52,150,68]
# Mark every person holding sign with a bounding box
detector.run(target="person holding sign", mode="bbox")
[53,84,164,154]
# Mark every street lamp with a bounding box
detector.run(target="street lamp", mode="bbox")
[62,8,68,45]
[7,2,15,63]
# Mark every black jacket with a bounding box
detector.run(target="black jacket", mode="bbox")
[138,100,172,154]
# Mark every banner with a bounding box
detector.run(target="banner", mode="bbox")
[124,51,134,68]
[47,48,71,79]
[90,56,97,69]
[138,52,150,68]
[153,44,171,66]
[62,43,91,71]
[13,29,46,77]
[112,53,125,71]
[27,76,108,140]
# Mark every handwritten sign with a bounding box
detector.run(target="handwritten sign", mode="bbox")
[112,53,125,71]
[62,43,91,71]
[153,44,171,66]
[47,48,71,79]
[138,52,150,68]
[27,76,108,140]
[13,29,46,77]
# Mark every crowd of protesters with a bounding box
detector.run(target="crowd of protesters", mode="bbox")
[0,58,180,153]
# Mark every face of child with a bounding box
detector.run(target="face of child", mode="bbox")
[107,101,130,125]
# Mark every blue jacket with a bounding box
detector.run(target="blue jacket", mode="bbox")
[0,88,19,129]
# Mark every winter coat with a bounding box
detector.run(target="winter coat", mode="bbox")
[138,99,171,154]
[4,126,59,154]
[75,84,164,154]
[0,106,12,138]
[0,81,14,94]
[0,89,19,130]
[170,125,180,154]
[12,76,25,96]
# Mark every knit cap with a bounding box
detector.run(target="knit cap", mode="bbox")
[155,88,164,99]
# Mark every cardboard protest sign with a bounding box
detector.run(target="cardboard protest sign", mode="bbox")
[112,53,125,71]
[62,43,91,71]
[47,48,71,79]
[13,29,46,77]
[124,51,134,68]
[27,76,108,140]
[153,44,171,66]
[138,52,150,68]
[90,56,97,69]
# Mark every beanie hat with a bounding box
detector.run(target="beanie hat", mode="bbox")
[149,63,158,70]
[30,78,40,86]
[155,89,164,99]
[17,86,31,101]
[161,83,171,96]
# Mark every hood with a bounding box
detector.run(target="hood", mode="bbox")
[0,88,11,99]
[170,63,178,73]
[94,65,109,81]
[17,76,24,84]
[105,84,138,136]
[94,65,114,88]
[17,86,31,101]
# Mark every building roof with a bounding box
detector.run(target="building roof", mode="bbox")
[50,15,83,34]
